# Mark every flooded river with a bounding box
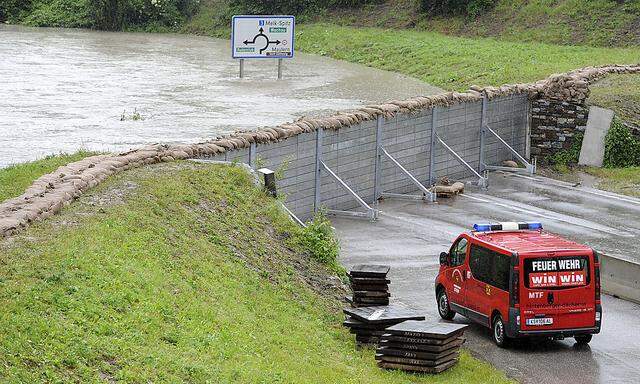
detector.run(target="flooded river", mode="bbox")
[0,25,441,167]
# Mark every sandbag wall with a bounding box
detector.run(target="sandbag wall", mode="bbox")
[3,64,637,237]
[205,93,528,219]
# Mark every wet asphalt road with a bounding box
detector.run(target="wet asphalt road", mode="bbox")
[332,172,640,384]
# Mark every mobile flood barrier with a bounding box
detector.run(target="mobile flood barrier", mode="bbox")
[205,93,530,221]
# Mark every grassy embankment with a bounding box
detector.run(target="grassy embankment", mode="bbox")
[328,0,640,48]
[294,24,640,91]
[0,151,96,202]
[0,160,513,383]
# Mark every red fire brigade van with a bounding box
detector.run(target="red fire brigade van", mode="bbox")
[435,222,601,347]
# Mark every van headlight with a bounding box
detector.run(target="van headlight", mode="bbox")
[595,312,601,322]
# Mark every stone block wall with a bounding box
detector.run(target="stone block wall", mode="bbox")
[530,98,589,159]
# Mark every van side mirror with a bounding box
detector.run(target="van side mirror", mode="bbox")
[439,252,449,266]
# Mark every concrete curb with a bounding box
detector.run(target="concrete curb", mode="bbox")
[600,253,640,305]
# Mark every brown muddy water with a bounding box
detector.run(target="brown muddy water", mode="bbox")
[0,25,442,167]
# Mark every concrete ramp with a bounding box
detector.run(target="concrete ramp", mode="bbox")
[578,106,614,167]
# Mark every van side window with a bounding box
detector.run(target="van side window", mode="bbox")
[450,238,468,266]
[469,245,511,291]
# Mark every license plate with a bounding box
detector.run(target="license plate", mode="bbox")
[526,317,553,326]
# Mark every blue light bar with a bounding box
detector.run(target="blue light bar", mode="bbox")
[473,222,543,232]
[473,223,493,231]
[526,222,543,230]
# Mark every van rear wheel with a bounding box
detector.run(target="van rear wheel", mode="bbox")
[575,335,592,345]
[437,289,455,320]
[492,314,510,348]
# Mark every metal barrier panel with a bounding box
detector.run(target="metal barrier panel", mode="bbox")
[199,94,530,221]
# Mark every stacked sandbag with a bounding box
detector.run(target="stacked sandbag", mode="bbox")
[343,305,425,347]
[376,321,467,373]
[346,264,391,307]
[3,64,640,238]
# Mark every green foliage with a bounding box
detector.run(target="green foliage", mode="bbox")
[0,0,34,23]
[88,0,199,31]
[20,0,92,27]
[3,0,199,30]
[419,0,494,17]
[603,119,640,168]
[230,0,377,21]
[0,162,513,382]
[550,132,584,166]
[299,213,342,273]
[0,151,98,203]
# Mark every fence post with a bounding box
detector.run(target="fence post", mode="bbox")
[249,142,256,168]
[373,115,383,206]
[429,108,438,186]
[479,93,487,173]
[314,127,323,214]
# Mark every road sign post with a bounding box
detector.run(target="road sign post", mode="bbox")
[232,15,295,79]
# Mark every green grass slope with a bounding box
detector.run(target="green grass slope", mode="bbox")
[296,24,639,91]
[0,161,513,383]
[589,73,640,129]
[0,151,97,202]
[328,0,640,47]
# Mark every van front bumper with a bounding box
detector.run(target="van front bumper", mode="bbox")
[506,306,602,339]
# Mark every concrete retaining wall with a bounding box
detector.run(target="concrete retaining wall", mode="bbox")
[600,254,640,304]
[207,94,528,219]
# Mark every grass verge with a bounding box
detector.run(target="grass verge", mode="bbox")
[589,74,640,129]
[295,23,640,91]
[584,167,640,198]
[0,161,513,383]
[0,151,97,202]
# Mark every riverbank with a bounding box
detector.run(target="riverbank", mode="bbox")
[0,160,512,383]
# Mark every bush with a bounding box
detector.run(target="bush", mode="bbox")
[603,119,640,168]
[298,213,341,272]
[89,0,199,31]
[419,0,493,17]
[0,0,34,23]
[22,0,92,28]
[2,0,199,30]
[550,132,584,166]
[230,0,376,20]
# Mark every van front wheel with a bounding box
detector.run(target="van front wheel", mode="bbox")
[575,335,592,345]
[492,314,510,348]
[437,289,455,320]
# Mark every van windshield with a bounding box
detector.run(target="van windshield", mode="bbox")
[524,256,590,289]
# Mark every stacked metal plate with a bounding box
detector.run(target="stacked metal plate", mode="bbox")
[343,305,425,346]
[376,321,467,373]
[347,264,390,307]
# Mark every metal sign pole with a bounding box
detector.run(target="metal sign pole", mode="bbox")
[277,58,283,80]
[239,59,245,79]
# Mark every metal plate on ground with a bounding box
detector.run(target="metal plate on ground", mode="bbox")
[349,264,390,277]
[353,291,391,298]
[349,284,390,292]
[343,305,425,324]
[385,320,467,338]
[376,347,459,361]
[379,337,465,352]
[349,329,386,336]
[377,359,458,373]
[349,277,391,284]
[375,351,459,366]
[381,333,462,346]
